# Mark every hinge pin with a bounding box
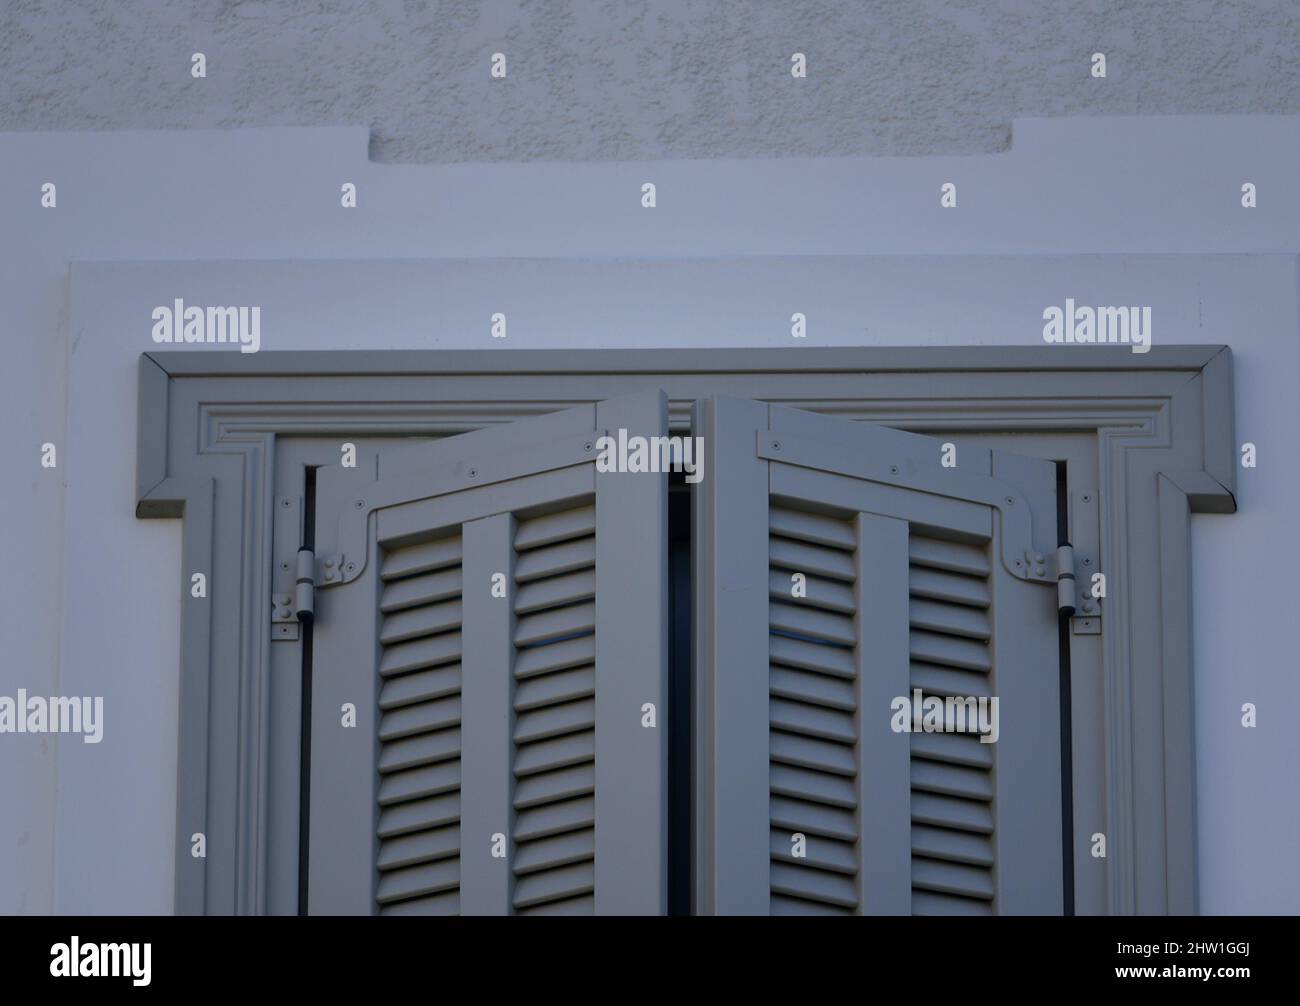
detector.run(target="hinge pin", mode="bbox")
[295,547,315,623]
[1056,542,1076,617]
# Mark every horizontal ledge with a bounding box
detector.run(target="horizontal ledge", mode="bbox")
[1160,470,1238,515]
[145,345,1226,377]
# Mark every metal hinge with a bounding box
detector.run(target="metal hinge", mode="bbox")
[271,494,321,641]
[1067,489,1103,635]
[271,547,316,639]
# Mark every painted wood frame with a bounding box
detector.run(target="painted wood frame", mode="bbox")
[135,345,1235,915]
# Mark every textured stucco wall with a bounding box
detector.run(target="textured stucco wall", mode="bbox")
[3,0,1300,162]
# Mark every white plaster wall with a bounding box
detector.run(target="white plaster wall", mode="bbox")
[2,118,1299,914]
[3,1,1300,162]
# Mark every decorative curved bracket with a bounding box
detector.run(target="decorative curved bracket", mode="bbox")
[756,429,1058,584]
[314,430,604,586]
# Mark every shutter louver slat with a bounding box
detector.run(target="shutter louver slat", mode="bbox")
[512,829,596,875]
[513,634,596,679]
[912,791,995,834]
[374,532,465,914]
[911,758,995,801]
[380,536,463,581]
[911,890,993,916]
[379,599,464,645]
[769,861,858,910]
[378,664,462,710]
[378,760,460,807]
[377,728,461,773]
[377,695,461,742]
[380,566,463,613]
[911,857,995,900]
[769,698,857,744]
[908,630,992,672]
[512,504,595,550]
[769,667,857,711]
[512,697,596,744]
[770,759,858,808]
[908,598,991,641]
[907,537,990,577]
[513,862,595,910]
[771,894,852,916]
[513,762,595,809]
[909,729,994,770]
[769,538,856,582]
[379,891,461,916]
[514,569,596,614]
[515,895,596,916]
[769,730,857,776]
[376,824,460,871]
[510,504,597,914]
[512,730,596,775]
[378,631,463,678]
[908,566,990,608]
[513,665,595,711]
[513,537,596,583]
[770,795,857,841]
[769,634,857,679]
[376,858,459,905]
[769,506,857,549]
[513,795,596,841]
[513,600,596,647]
[909,662,992,700]
[910,824,994,866]
[769,828,858,874]
[769,600,856,647]
[767,570,855,612]
[377,791,460,838]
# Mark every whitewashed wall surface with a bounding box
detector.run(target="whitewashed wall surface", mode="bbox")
[1,1,1298,915]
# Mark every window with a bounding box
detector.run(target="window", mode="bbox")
[136,346,1235,915]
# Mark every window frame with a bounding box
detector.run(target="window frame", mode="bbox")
[136,345,1236,915]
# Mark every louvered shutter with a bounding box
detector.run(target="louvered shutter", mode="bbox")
[694,397,1063,916]
[307,390,669,915]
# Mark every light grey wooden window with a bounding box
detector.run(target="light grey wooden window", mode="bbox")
[693,398,1064,915]
[307,390,670,915]
[136,346,1235,915]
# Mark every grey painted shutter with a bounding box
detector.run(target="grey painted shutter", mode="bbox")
[308,390,669,915]
[695,397,1063,915]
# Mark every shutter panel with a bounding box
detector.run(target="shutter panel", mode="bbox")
[308,390,669,915]
[695,396,1063,915]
